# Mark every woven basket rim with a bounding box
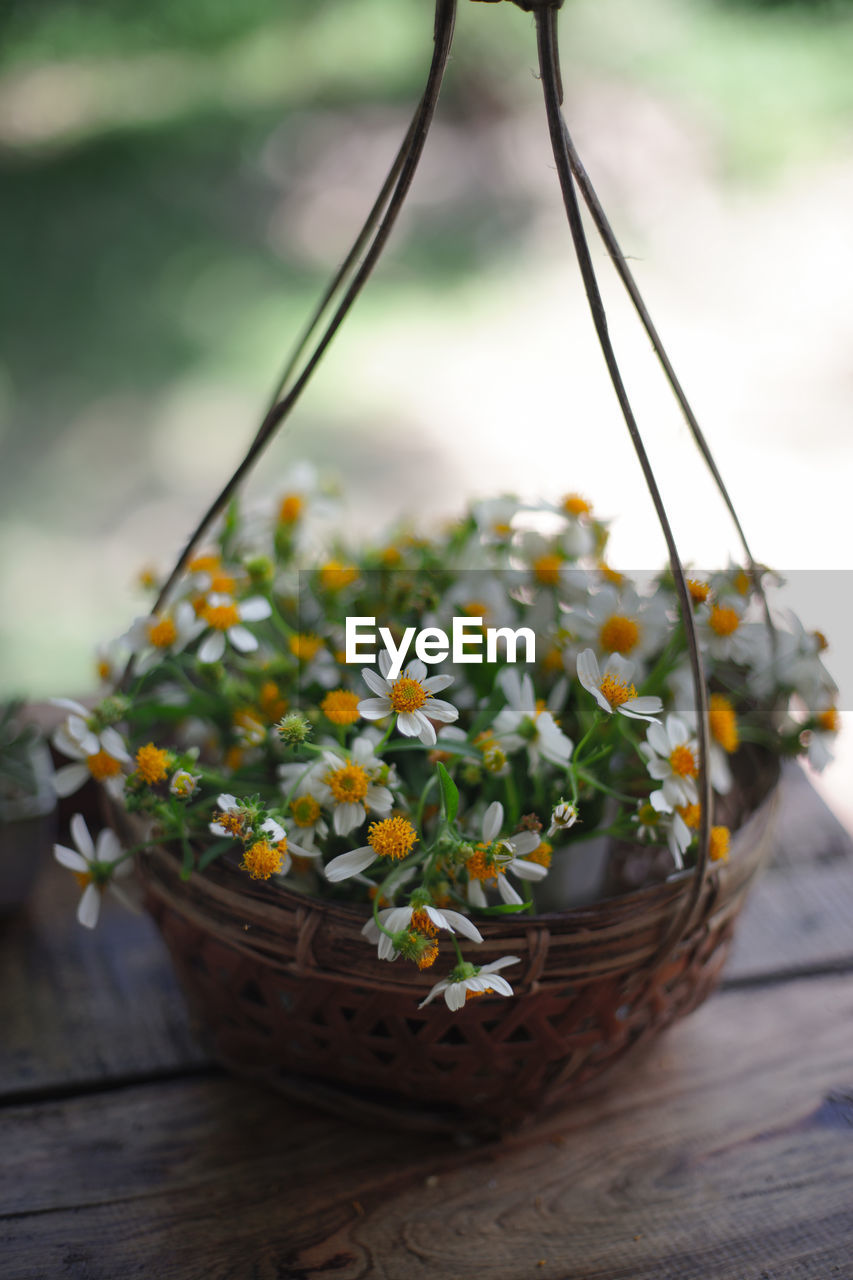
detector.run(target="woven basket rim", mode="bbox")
[132,748,780,943]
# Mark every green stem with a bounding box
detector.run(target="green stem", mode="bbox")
[415,773,438,830]
[575,769,636,804]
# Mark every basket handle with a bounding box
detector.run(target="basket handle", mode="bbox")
[535,5,715,960]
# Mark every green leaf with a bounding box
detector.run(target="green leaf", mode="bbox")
[476,899,533,917]
[198,838,233,870]
[436,761,458,825]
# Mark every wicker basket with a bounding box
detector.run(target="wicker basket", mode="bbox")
[134,754,778,1135]
[121,1,786,1136]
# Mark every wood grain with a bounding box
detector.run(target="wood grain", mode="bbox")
[0,860,207,1099]
[724,862,853,984]
[2,973,851,1279]
[2,837,851,1102]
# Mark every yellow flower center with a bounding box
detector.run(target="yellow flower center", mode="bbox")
[533,554,562,586]
[677,803,702,830]
[598,562,624,586]
[135,743,169,785]
[599,674,637,708]
[710,826,730,863]
[203,602,240,631]
[543,646,564,674]
[734,570,750,596]
[465,987,495,1002]
[526,840,552,869]
[709,605,740,637]
[389,677,428,714]
[138,566,158,590]
[233,708,265,743]
[241,839,284,881]
[563,493,592,517]
[367,815,418,861]
[326,763,369,805]
[462,601,489,621]
[87,750,122,782]
[209,572,236,595]
[259,681,287,722]
[492,521,512,537]
[320,561,358,591]
[637,803,659,826]
[813,630,829,653]
[380,545,402,566]
[321,689,361,726]
[148,616,177,648]
[482,745,508,774]
[687,578,710,604]
[289,632,323,662]
[709,694,739,754]
[278,493,304,525]
[215,809,244,837]
[189,553,221,574]
[466,842,503,884]
[599,614,640,655]
[818,707,840,734]
[412,935,439,970]
[97,659,112,682]
[290,794,322,827]
[410,908,439,937]
[669,744,697,778]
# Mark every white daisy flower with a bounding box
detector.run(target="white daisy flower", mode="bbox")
[632,800,692,871]
[125,601,203,671]
[361,903,484,960]
[441,574,517,635]
[196,594,271,664]
[358,652,459,747]
[680,701,737,796]
[94,636,128,688]
[317,732,395,836]
[418,956,520,1012]
[471,496,521,544]
[285,628,341,690]
[696,598,758,664]
[639,715,700,811]
[324,814,419,883]
[169,769,201,798]
[576,649,662,723]
[804,699,840,773]
[748,610,837,705]
[53,814,133,928]
[492,668,573,768]
[283,782,329,853]
[273,460,338,540]
[465,800,548,909]
[50,700,131,799]
[548,799,579,838]
[208,792,246,838]
[561,584,669,673]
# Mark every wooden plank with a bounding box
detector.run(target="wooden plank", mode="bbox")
[0,860,207,1098]
[724,862,853,985]
[1,973,851,1279]
[770,761,853,867]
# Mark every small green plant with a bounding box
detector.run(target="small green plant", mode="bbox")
[0,700,43,807]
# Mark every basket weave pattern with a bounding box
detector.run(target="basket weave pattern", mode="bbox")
[137,774,778,1131]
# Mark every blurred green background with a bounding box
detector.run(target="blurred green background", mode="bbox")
[3,0,853,704]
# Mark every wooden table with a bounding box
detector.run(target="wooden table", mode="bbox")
[2,764,852,1279]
